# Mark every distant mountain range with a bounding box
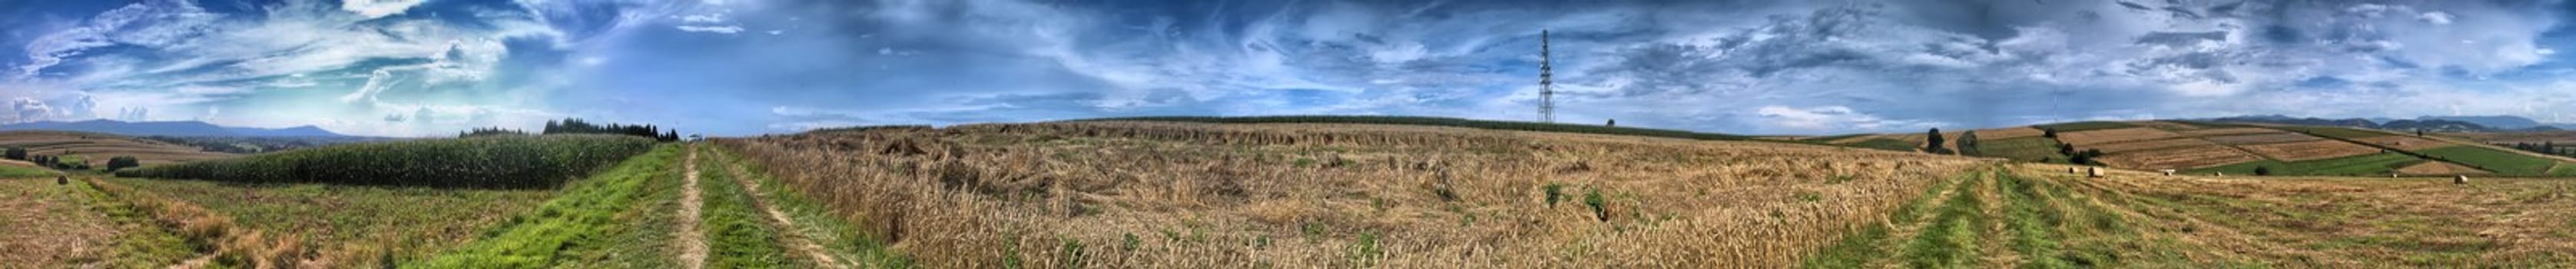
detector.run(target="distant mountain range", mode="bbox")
[0,120,347,137]
[2203,115,2575,132]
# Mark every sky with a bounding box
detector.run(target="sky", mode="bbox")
[4,0,2576,137]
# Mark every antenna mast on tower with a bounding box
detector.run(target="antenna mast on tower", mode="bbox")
[1538,29,1557,123]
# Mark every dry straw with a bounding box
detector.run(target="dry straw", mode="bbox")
[714,121,1988,267]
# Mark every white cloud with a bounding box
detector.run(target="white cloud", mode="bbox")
[342,0,429,19]
[2420,12,2455,25]
[678,25,746,34]
[681,14,728,23]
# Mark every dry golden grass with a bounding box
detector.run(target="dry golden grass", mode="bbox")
[2179,128,2288,137]
[2237,140,2385,161]
[1974,128,2046,140]
[2096,145,2266,170]
[2007,164,2576,267]
[81,178,366,268]
[2356,136,2454,151]
[2201,132,2324,145]
[0,131,234,166]
[2085,138,2221,154]
[2395,161,2490,175]
[714,121,1992,267]
[2057,128,2183,145]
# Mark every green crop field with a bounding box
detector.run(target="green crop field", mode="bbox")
[2551,164,2576,177]
[1852,138,1921,152]
[2031,121,2136,132]
[119,134,655,188]
[1971,137,2070,162]
[0,164,51,178]
[2184,153,2425,176]
[2415,146,2565,175]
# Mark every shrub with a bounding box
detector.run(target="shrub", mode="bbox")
[3,147,22,160]
[2253,166,2272,176]
[105,156,140,171]
[1583,188,1608,222]
[119,134,655,188]
[1543,183,1566,208]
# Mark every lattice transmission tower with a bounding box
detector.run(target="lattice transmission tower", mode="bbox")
[1538,29,1556,123]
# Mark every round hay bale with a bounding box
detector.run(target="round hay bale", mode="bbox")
[2454,175,2469,184]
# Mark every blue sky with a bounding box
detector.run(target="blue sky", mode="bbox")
[4,0,2576,137]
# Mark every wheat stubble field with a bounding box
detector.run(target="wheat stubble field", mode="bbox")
[712,121,1989,267]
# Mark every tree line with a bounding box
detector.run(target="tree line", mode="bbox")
[460,118,680,141]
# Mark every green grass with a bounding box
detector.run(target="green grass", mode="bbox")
[121,134,655,188]
[1852,138,1920,152]
[1073,115,1754,141]
[2185,153,2427,176]
[104,177,555,264]
[60,179,199,267]
[2415,146,2564,175]
[693,146,797,268]
[0,164,52,178]
[1900,170,1989,268]
[2276,126,2397,139]
[1974,137,2071,162]
[2032,121,2137,132]
[1800,134,1872,142]
[2550,164,2576,177]
[1807,168,2249,268]
[412,144,685,267]
[706,146,910,267]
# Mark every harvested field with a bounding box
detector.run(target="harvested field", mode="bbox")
[1972,128,2046,140]
[2356,136,2452,151]
[2180,128,2289,137]
[2201,133,2322,145]
[714,121,1992,267]
[2095,145,2265,170]
[2085,138,2220,154]
[2056,128,2183,145]
[0,131,234,166]
[2395,161,2490,175]
[2130,121,2205,131]
[0,178,121,266]
[2236,140,2383,161]
[2032,121,2136,132]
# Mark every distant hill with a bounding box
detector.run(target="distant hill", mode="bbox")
[2418,115,2544,129]
[2206,115,2503,132]
[0,120,346,137]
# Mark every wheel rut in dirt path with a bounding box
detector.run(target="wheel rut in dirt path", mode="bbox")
[677,144,708,269]
[715,149,848,269]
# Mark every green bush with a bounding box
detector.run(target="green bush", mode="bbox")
[118,134,655,188]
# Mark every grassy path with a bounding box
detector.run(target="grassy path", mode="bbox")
[717,151,847,268]
[678,144,709,269]
[1802,166,2248,268]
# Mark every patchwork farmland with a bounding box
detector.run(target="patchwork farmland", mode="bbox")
[1825,120,2576,177]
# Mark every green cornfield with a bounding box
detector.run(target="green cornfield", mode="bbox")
[118,134,656,188]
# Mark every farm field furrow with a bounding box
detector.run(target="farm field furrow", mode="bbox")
[2202,133,2324,145]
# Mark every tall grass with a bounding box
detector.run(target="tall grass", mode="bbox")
[119,134,655,188]
[717,121,1991,267]
[1073,115,1754,141]
[412,144,685,267]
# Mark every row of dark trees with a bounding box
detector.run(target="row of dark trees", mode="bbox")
[2,147,138,171]
[460,118,680,141]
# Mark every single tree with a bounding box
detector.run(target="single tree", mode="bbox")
[104,156,141,171]
[2041,128,2058,138]
[2253,166,2273,176]
[1925,128,1948,154]
[1605,119,1616,127]
[2,147,22,161]
[1956,131,1981,155]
